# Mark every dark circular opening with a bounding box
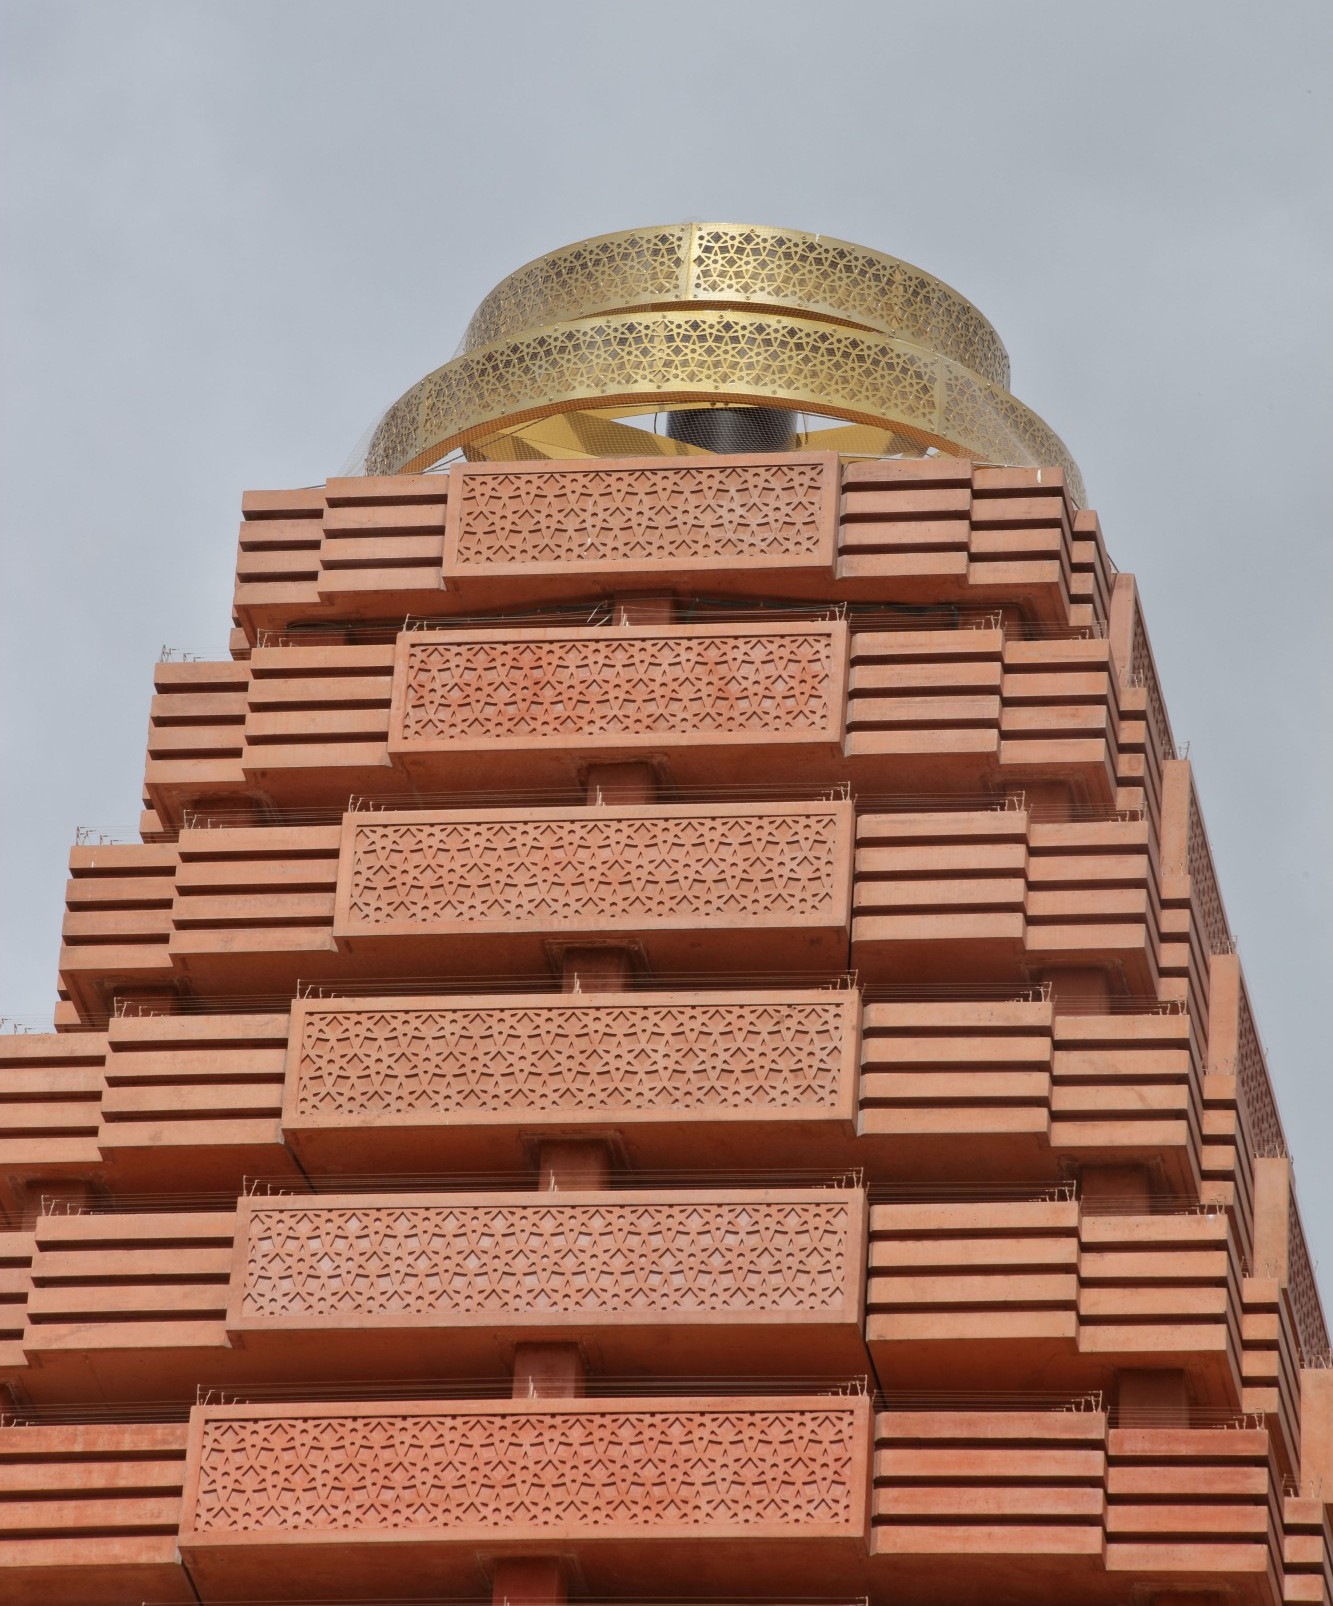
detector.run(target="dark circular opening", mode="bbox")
[662,406,798,455]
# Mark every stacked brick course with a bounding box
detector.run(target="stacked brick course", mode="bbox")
[2,450,1328,1606]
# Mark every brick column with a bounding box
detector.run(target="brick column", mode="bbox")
[1118,1367,1191,1428]
[1080,1164,1153,1211]
[1040,966,1112,1008]
[560,946,636,992]
[536,1140,612,1191]
[611,595,676,626]
[583,760,659,804]
[510,1343,586,1400]
[491,1557,567,1606]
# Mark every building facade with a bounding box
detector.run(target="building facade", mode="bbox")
[2,224,1329,1605]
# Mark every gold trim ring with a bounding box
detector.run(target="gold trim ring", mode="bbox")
[364,224,1083,504]
[461,222,1011,387]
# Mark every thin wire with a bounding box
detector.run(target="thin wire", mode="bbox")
[46,1169,869,1215]
[165,788,1141,835]
[1,1379,1266,1432]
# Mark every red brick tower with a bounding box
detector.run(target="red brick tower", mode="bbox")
[3,224,1329,1606]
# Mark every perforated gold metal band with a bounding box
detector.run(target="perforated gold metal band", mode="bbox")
[364,224,1083,504]
[461,223,1010,388]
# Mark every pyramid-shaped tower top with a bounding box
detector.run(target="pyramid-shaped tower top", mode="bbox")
[363,222,1084,500]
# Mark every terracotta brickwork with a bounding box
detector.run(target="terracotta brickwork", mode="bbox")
[867,1197,1243,1401]
[5,437,1328,1606]
[227,458,1104,651]
[853,806,1161,990]
[285,990,858,1123]
[182,1397,871,1539]
[0,1195,867,1395]
[872,1410,1283,1589]
[143,620,1146,825]
[336,803,852,932]
[0,987,1213,1196]
[231,1190,864,1323]
[0,1422,191,1606]
[445,454,839,572]
[390,623,846,749]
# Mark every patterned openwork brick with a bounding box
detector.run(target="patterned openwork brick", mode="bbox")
[182,1397,872,1540]
[389,624,846,750]
[283,990,858,1125]
[444,455,838,573]
[228,1190,865,1327]
[334,803,853,935]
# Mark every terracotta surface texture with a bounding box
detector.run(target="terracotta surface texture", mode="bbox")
[2,441,1328,1606]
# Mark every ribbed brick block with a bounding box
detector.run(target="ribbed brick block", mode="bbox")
[1078,1210,1242,1370]
[1156,760,1235,1047]
[853,807,1159,988]
[844,625,1004,766]
[230,461,1111,650]
[141,659,251,814]
[2,1188,866,1389]
[1104,1424,1280,1589]
[0,1422,191,1606]
[1049,1008,1200,1162]
[1281,1495,1333,1603]
[858,996,1056,1143]
[1202,956,1273,1240]
[58,827,341,1018]
[871,1410,1284,1602]
[317,476,448,603]
[1243,1264,1306,1479]
[872,1409,1107,1558]
[839,463,1092,624]
[94,1011,288,1167]
[0,1031,105,1177]
[233,476,445,641]
[0,1229,32,1368]
[867,1198,1242,1401]
[845,626,1123,801]
[19,1210,233,1363]
[58,840,181,1017]
[1241,1155,1331,1474]
[0,1015,292,1204]
[1108,573,1175,832]
[857,997,1205,1188]
[141,642,462,801]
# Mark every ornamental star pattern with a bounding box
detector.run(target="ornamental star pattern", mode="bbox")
[344,810,843,927]
[399,631,835,742]
[293,999,848,1117]
[191,1407,861,1533]
[238,1198,855,1318]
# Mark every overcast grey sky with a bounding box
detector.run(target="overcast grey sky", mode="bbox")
[2,1,1330,1274]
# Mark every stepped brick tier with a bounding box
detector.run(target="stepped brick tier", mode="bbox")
[3,225,1328,1606]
